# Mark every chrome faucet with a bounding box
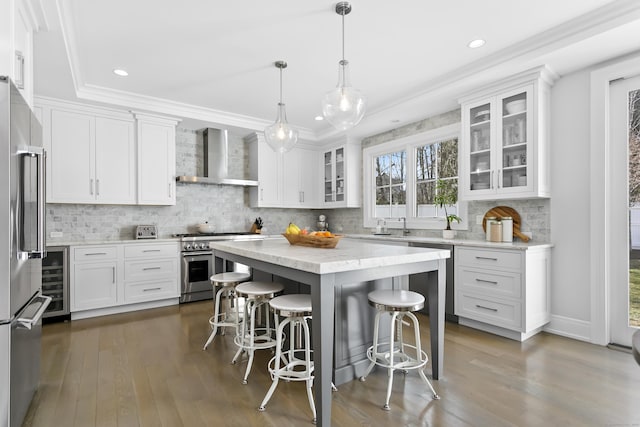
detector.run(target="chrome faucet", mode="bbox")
[400,217,410,235]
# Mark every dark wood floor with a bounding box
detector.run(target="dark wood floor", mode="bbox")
[23,301,640,427]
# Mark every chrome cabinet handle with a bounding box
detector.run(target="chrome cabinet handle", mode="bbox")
[85,252,107,256]
[143,287,162,292]
[476,304,498,312]
[475,278,498,284]
[168,183,172,198]
[143,267,162,271]
[90,179,94,195]
[96,179,100,196]
[112,267,116,283]
[143,249,161,253]
[475,256,498,261]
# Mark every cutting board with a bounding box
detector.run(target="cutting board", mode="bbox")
[482,206,530,242]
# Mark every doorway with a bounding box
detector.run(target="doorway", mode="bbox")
[610,75,640,346]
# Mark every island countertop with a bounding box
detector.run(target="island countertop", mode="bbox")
[208,236,451,274]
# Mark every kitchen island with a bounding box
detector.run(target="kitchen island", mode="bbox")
[210,236,450,427]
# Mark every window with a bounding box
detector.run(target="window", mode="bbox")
[363,124,466,230]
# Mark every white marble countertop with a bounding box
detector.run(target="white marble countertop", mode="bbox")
[345,233,553,250]
[209,235,450,275]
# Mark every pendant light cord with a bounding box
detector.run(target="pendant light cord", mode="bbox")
[341,8,346,62]
[279,66,283,104]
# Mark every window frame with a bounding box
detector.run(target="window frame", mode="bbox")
[363,123,467,231]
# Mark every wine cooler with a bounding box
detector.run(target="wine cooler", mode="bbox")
[42,246,69,318]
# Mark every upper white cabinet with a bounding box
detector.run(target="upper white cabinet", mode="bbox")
[1,0,45,106]
[248,133,320,208]
[322,141,360,208]
[134,113,179,206]
[459,67,556,201]
[40,100,136,204]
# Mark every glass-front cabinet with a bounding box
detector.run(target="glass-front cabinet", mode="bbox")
[322,142,361,208]
[460,66,554,200]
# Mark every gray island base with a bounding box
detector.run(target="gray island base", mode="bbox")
[210,237,450,427]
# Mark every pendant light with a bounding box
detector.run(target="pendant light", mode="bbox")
[321,2,366,131]
[264,60,298,153]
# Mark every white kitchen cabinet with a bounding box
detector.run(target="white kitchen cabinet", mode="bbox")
[1,0,44,106]
[40,100,136,204]
[70,241,180,319]
[123,242,179,303]
[454,245,551,341]
[322,141,360,208]
[248,132,319,208]
[459,66,556,201]
[134,113,179,205]
[71,245,119,311]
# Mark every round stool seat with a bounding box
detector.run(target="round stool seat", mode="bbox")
[211,271,251,285]
[368,289,424,312]
[269,294,312,317]
[236,281,285,298]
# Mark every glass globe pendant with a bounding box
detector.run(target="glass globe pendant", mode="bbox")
[322,2,366,131]
[264,61,298,153]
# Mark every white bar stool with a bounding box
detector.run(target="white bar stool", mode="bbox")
[202,271,251,350]
[359,289,439,410]
[232,281,285,384]
[258,294,318,423]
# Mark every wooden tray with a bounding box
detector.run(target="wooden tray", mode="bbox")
[282,233,343,248]
[481,206,530,242]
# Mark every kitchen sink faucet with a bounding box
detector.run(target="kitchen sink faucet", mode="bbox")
[400,217,410,236]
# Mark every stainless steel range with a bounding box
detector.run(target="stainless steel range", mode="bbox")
[176,232,264,303]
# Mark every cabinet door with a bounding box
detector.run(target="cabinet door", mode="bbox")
[465,100,495,197]
[13,0,33,104]
[48,109,96,203]
[282,148,301,206]
[323,149,335,203]
[137,120,176,205]
[497,86,533,195]
[72,262,118,311]
[256,140,281,206]
[95,117,136,204]
[298,147,319,207]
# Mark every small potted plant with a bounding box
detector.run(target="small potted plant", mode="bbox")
[434,179,461,239]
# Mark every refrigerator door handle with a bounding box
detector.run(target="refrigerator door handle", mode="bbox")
[16,295,52,330]
[17,146,47,259]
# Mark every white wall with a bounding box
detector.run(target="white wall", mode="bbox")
[549,69,593,335]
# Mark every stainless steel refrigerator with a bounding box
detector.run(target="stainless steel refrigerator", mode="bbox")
[0,77,51,427]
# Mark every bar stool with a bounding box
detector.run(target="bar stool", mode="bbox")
[232,281,285,384]
[202,271,251,350]
[359,289,439,410]
[258,294,317,423]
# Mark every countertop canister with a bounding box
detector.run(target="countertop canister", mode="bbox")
[485,217,497,241]
[501,216,513,242]
[489,219,503,242]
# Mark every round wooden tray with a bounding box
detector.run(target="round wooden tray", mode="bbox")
[282,233,343,248]
[481,206,530,242]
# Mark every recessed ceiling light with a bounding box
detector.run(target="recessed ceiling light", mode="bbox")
[468,39,486,49]
[113,68,129,77]
[315,115,324,121]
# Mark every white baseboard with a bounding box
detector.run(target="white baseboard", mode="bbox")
[71,298,179,320]
[543,314,592,343]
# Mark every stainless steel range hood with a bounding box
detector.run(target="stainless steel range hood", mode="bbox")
[176,128,258,186]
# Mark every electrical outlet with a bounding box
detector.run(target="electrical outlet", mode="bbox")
[476,215,484,225]
[50,231,63,238]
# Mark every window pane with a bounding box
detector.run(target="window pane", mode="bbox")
[391,184,406,205]
[375,155,390,186]
[438,139,458,178]
[390,151,406,185]
[375,187,391,218]
[416,145,436,181]
[416,181,435,205]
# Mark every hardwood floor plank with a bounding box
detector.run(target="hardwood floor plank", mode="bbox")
[23,301,640,427]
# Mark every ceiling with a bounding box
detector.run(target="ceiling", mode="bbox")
[33,0,640,141]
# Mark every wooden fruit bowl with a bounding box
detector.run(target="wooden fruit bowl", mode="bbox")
[282,233,343,248]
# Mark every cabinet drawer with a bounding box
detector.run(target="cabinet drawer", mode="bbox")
[457,267,521,298]
[124,243,177,259]
[456,292,522,330]
[73,246,118,262]
[124,258,177,282]
[456,247,522,270]
[124,278,177,303]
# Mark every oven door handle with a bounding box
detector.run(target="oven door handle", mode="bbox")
[182,251,213,257]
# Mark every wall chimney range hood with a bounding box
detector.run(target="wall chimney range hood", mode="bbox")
[176,128,258,186]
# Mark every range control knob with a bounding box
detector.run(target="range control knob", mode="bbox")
[184,244,192,251]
